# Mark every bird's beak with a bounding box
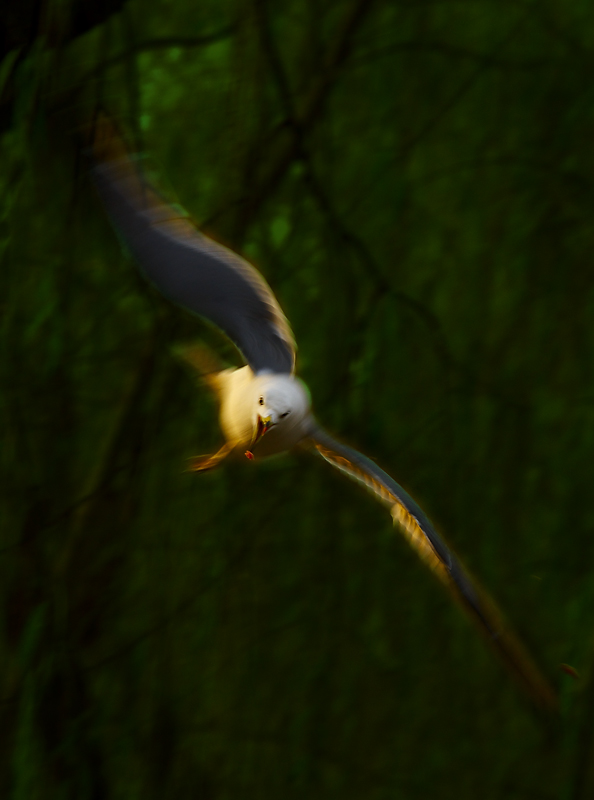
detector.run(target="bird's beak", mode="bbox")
[252,414,272,446]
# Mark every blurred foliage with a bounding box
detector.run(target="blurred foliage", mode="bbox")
[2,0,594,797]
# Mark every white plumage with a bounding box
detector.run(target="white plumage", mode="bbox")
[212,367,312,458]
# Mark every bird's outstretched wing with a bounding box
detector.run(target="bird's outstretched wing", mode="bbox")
[90,118,295,375]
[308,425,557,712]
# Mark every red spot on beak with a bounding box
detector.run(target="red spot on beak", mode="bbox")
[245,450,254,460]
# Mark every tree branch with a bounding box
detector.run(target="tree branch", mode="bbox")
[225,0,376,242]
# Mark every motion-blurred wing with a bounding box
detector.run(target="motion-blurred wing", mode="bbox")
[90,121,295,375]
[309,425,557,711]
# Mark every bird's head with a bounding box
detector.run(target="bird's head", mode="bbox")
[248,374,311,452]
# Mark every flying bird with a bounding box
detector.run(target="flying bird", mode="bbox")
[89,118,557,711]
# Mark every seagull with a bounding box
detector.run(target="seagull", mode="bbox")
[89,118,557,711]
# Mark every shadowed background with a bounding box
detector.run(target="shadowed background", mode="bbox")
[1,0,593,797]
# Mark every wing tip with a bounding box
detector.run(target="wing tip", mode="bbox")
[450,572,559,714]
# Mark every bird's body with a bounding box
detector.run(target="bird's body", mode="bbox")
[89,116,557,712]
[210,366,312,457]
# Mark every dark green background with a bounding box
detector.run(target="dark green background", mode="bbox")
[1,1,593,797]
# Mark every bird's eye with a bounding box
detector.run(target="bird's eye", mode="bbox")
[259,396,264,406]
[280,411,290,418]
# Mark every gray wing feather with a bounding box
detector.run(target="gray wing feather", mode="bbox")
[91,154,295,375]
[308,425,557,711]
